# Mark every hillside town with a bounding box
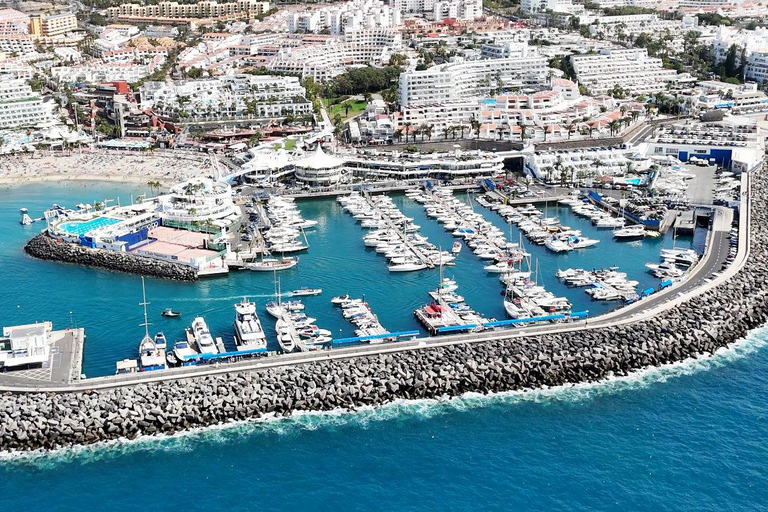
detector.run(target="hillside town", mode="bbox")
[0,0,765,186]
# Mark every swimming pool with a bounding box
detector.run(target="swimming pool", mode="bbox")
[56,216,121,236]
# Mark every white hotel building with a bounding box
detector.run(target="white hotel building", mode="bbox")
[268,28,402,81]
[713,26,768,84]
[139,74,311,119]
[398,54,549,106]
[571,49,680,96]
[0,79,54,129]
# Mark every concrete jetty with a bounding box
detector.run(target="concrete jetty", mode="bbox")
[0,169,758,452]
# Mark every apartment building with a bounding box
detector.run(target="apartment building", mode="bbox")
[0,61,35,79]
[268,29,401,81]
[0,9,29,35]
[106,0,270,21]
[398,54,549,106]
[30,13,78,38]
[139,74,311,119]
[392,0,482,20]
[0,33,35,55]
[571,49,679,95]
[519,0,576,15]
[713,26,768,83]
[0,78,53,129]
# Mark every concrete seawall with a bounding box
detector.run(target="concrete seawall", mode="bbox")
[24,234,198,282]
[1,171,764,451]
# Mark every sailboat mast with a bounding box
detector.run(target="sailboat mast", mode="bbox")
[139,276,150,337]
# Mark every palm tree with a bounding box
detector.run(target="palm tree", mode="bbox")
[567,123,576,140]
[419,124,432,141]
[402,122,413,143]
[442,127,450,140]
[470,116,480,139]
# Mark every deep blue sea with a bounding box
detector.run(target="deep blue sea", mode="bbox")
[2,182,765,511]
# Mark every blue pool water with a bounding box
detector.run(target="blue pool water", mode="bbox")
[0,182,766,510]
[57,216,121,235]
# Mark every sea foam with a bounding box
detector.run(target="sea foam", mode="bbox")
[3,325,767,467]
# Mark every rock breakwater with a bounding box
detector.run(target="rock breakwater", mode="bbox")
[1,172,766,452]
[24,234,197,281]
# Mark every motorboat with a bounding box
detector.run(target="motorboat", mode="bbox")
[451,241,462,254]
[161,308,181,318]
[247,256,299,271]
[233,298,267,352]
[170,340,197,365]
[331,294,350,304]
[428,290,465,303]
[660,248,699,266]
[544,238,572,253]
[190,316,217,355]
[153,333,167,350]
[276,318,296,353]
[291,287,322,297]
[614,225,646,239]
[569,237,600,249]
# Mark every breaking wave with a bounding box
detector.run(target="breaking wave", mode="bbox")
[3,325,767,467]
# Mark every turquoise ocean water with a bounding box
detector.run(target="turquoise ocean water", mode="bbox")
[3,182,763,511]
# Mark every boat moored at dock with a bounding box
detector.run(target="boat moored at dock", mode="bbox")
[233,298,267,352]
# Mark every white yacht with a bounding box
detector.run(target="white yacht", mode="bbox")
[191,316,217,355]
[171,340,197,365]
[233,298,267,352]
[276,318,297,353]
[388,259,428,272]
[614,224,646,239]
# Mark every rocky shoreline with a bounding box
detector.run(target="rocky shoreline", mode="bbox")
[0,172,765,452]
[24,234,198,282]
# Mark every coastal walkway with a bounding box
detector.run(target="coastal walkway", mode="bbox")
[0,175,748,393]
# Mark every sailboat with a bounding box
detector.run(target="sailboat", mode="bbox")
[247,249,299,271]
[137,277,165,371]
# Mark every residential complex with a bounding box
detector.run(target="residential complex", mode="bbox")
[29,12,78,38]
[0,78,54,129]
[398,52,548,106]
[106,0,270,21]
[139,74,311,120]
[713,26,768,83]
[571,49,681,95]
[286,0,401,34]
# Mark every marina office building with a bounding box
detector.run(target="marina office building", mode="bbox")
[0,322,53,370]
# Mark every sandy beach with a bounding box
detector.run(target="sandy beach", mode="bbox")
[0,150,213,187]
